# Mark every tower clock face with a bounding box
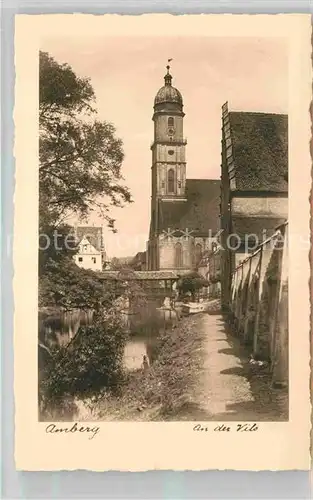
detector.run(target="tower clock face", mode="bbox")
[168,128,175,136]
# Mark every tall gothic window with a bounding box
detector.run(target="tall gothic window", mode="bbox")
[175,242,183,268]
[194,243,202,266]
[168,117,174,127]
[168,169,175,193]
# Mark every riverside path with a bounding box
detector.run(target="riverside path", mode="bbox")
[180,312,288,422]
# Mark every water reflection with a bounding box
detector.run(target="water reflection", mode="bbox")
[124,334,159,371]
[124,337,148,371]
[123,297,178,371]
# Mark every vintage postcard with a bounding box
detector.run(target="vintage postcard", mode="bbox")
[14,14,311,471]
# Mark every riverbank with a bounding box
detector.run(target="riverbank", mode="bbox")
[73,299,287,422]
[76,311,208,421]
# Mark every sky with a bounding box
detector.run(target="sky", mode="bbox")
[41,35,288,258]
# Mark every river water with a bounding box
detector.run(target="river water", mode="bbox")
[123,331,161,371]
[124,336,149,370]
[122,300,180,371]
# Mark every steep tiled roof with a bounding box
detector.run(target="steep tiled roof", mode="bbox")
[231,216,287,243]
[229,112,288,192]
[75,226,103,252]
[158,179,220,237]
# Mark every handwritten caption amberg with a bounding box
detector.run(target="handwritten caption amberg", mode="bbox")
[193,423,259,433]
[45,423,100,440]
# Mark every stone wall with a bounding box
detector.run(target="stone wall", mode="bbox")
[232,196,288,218]
[229,223,288,386]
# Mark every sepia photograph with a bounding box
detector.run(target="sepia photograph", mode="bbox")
[12,12,312,472]
[37,30,289,424]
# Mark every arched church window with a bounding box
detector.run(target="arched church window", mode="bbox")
[194,243,202,266]
[168,117,174,128]
[175,242,183,268]
[168,169,175,193]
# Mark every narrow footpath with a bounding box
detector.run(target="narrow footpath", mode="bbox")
[179,312,288,422]
[198,314,255,418]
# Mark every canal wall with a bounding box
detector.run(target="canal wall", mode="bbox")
[229,223,288,387]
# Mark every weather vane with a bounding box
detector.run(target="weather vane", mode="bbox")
[166,58,173,71]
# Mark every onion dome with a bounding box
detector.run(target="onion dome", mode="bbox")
[154,64,183,109]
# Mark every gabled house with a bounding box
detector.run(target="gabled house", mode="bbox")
[220,102,288,310]
[74,226,106,272]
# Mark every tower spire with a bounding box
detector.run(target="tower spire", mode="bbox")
[164,58,173,86]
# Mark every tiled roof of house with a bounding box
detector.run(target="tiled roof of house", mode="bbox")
[75,226,103,252]
[229,112,288,192]
[158,179,220,237]
[231,216,287,243]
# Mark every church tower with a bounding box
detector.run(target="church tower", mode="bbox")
[150,64,187,238]
[147,64,220,272]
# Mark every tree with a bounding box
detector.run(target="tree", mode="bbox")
[110,256,134,270]
[39,51,132,231]
[38,54,134,412]
[176,272,209,302]
[40,313,128,417]
[39,256,115,312]
[39,223,78,274]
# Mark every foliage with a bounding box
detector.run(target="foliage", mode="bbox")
[110,257,134,270]
[39,257,115,312]
[41,313,128,402]
[39,51,132,230]
[176,272,209,299]
[39,224,78,274]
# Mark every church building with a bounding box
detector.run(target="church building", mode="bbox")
[147,64,220,271]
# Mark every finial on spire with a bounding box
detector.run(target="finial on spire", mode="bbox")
[164,58,173,86]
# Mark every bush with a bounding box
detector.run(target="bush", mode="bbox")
[41,312,128,405]
[39,256,115,311]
